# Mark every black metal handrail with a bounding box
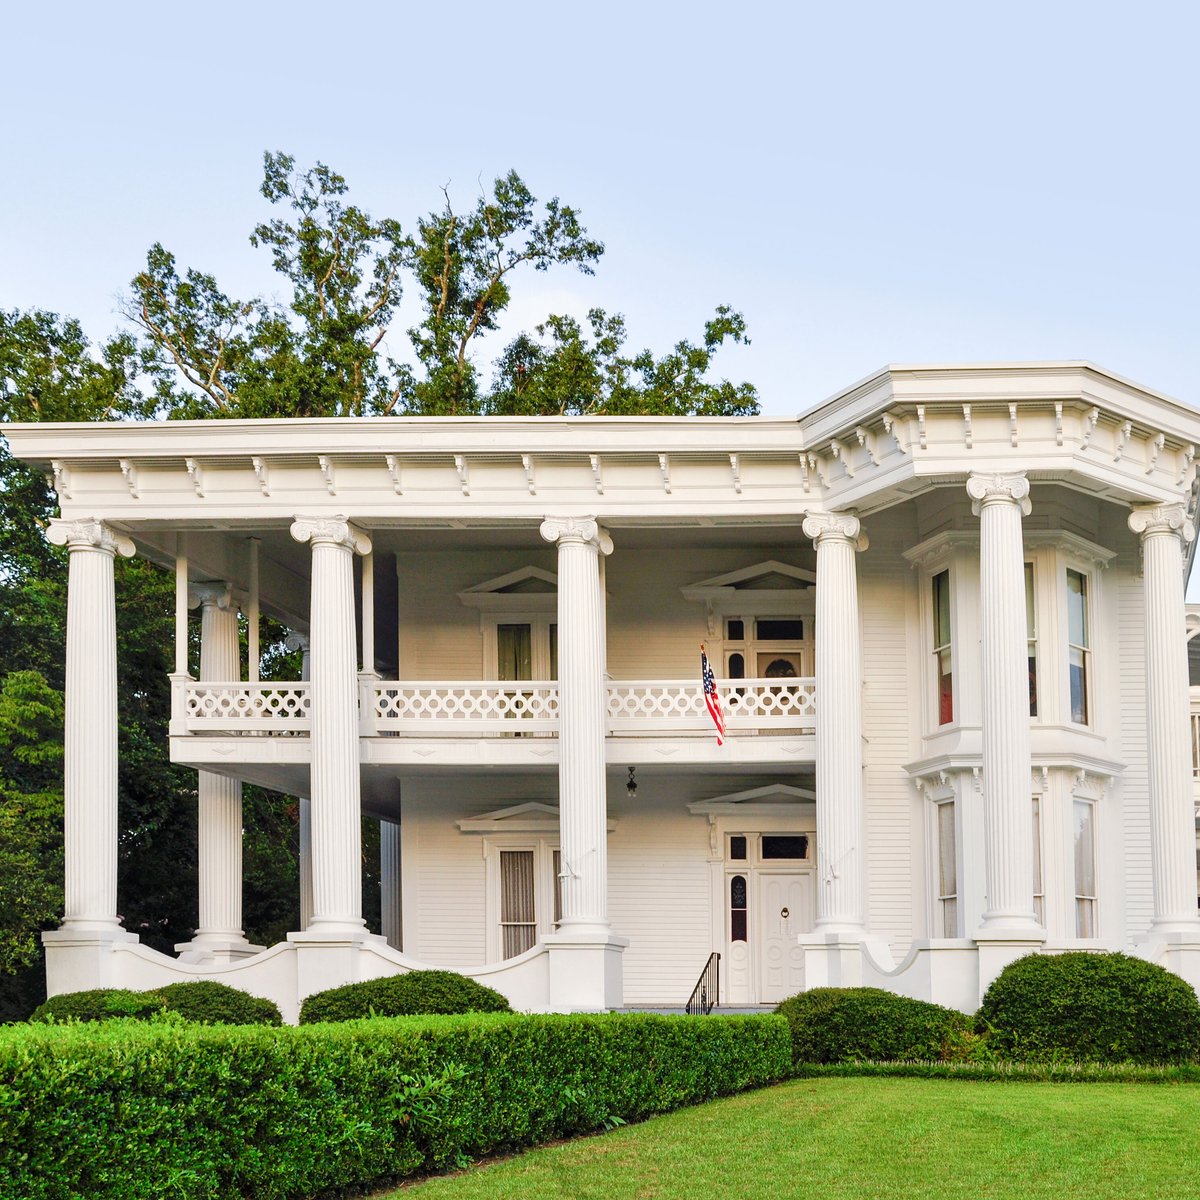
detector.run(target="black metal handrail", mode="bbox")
[685,952,720,1015]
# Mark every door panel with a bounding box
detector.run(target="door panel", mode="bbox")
[758,873,813,1004]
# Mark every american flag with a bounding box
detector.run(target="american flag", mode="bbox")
[701,646,725,746]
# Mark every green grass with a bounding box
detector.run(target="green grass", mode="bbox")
[385,1077,1200,1198]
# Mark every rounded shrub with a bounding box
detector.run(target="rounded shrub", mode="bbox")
[155,981,282,1026]
[775,987,970,1064]
[300,969,511,1024]
[979,951,1200,1064]
[30,988,165,1024]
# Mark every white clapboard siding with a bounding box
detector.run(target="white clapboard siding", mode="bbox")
[607,787,715,1006]
[860,509,919,955]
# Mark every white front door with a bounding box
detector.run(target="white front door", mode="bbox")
[757,872,813,1004]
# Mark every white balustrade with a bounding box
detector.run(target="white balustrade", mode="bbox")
[171,676,817,738]
[607,678,816,735]
[179,680,311,732]
[374,681,560,734]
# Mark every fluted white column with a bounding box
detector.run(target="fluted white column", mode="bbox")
[380,818,402,949]
[187,583,251,950]
[291,517,372,935]
[46,518,134,932]
[285,631,314,931]
[1129,504,1200,934]
[802,512,868,934]
[540,517,612,934]
[968,473,1040,936]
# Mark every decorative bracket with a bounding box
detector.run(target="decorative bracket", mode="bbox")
[1008,404,1019,448]
[1146,432,1165,475]
[854,426,880,467]
[185,458,205,498]
[384,454,403,495]
[882,411,908,456]
[962,404,973,450]
[454,455,470,496]
[828,439,855,478]
[521,454,536,495]
[1179,445,1196,489]
[589,454,604,495]
[1080,407,1100,451]
[1114,421,1132,463]
[658,453,672,494]
[50,460,71,499]
[317,455,336,495]
[119,459,139,499]
[251,456,270,496]
[916,405,928,450]
[1054,402,1063,447]
[729,453,742,494]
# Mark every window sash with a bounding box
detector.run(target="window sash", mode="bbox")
[1032,796,1044,925]
[1025,562,1038,717]
[499,850,536,957]
[1074,799,1097,937]
[936,801,957,936]
[1066,570,1090,725]
[932,571,953,725]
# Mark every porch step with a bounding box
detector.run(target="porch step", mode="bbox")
[621,1005,777,1016]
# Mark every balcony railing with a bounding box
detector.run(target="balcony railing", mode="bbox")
[172,676,816,738]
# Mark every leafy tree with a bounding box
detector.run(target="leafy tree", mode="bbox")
[130,152,757,418]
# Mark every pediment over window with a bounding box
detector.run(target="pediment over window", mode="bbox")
[459,566,557,612]
[681,560,815,634]
[687,784,815,817]
[457,801,617,833]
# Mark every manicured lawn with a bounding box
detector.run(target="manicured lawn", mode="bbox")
[387,1077,1198,1198]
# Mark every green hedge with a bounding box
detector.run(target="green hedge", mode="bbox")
[31,983,282,1027]
[0,1012,791,1199]
[299,969,510,1023]
[979,952,1200,1064]
[776,987,971,1064]
[30,989,165,1024]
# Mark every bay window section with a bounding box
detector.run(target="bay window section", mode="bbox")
[1074,799,1097,937]
[1067,570,1091,725]
[932,570,954,726]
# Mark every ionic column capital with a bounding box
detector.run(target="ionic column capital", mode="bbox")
[1128,503,1195,545]
[801,511,868,551]
[967,473,1032,516]
[188,581,234,611]
[290,516,372,555]
[284,631,310,654]
[539,516,613,556]
[46,518,135,558]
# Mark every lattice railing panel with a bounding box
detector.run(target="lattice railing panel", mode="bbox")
[374,681,560,734]
[183,681,311,732]
[607,678,816,733]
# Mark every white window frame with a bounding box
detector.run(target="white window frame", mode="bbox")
[722,615,813,680]
[1025,560,1039,719]
[1032,794,1045,926]
[934,798,958,937]
[930,567,955,729]
[484,613,558,681]
[1072,798,1098,938]
[1064,566,1093,728]
[482,835,561,962]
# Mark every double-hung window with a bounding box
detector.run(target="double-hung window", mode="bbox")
[932,570,954,726]
[1074,800,1097,937]
[1067,569,1091,725]
[1025,563,1038,717]
[936,800,957,936]
[492,840,562,960]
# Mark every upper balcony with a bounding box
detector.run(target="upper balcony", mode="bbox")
[170,674,817,771]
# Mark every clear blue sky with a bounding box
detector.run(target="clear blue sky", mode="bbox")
[2,0,1196,419]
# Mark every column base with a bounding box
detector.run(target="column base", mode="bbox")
[798,932,869,989]
[543,930,628,1011]
[287,927,389,1006]
[42,926,139,997]
[174,935,267,965]
[974,934,1045,1002]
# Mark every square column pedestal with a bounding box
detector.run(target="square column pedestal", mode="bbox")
[545,932,628,1012]
[286,929,390,1005]
[42,928,138,998]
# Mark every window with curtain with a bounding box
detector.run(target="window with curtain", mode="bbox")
[1026,563,1038,717]
[1032,796,1044,925]
[499,850,536,957]
[1067,570,1090,725]
[937,800,957,936]
[1074,800,1097,937]
[932,571,954,725]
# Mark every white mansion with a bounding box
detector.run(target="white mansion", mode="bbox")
[7,362,1200,1023]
